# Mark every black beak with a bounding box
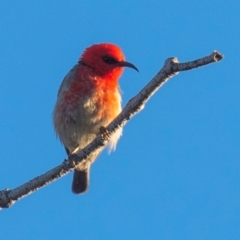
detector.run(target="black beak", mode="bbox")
[116,61,139,72]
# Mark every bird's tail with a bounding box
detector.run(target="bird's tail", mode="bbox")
[72,167,90,194]
[71,148,103,194]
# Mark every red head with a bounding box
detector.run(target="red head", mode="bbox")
[79,43,138,80]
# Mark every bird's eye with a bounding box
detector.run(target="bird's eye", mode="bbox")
[102,56,118,65]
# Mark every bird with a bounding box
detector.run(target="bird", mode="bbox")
[53,43,138,194]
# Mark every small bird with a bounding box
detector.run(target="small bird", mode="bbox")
[53,43,138,194]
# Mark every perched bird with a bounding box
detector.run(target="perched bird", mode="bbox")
[53,43,138,194]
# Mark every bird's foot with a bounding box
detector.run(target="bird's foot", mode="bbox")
[67,153,79,168]
[99,126,110,141]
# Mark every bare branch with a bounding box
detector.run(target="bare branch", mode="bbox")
[0,51,224,209]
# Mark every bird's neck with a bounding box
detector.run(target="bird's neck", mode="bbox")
[75,66,120,93]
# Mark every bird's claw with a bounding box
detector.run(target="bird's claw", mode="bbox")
[67,153,79,168]
[99,126,110,141]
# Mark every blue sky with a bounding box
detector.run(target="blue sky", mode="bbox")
[1,1,239,239]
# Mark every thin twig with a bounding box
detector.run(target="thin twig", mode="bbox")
[0,51,223,209]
